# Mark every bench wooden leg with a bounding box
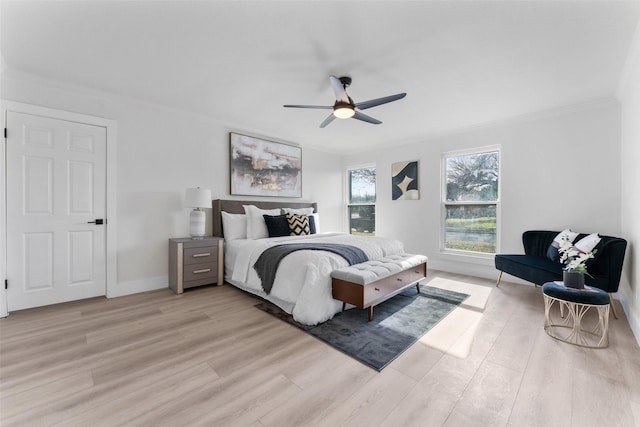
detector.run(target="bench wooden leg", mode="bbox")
[416,283,420,294]
[342,302,346,312]
[496,271,503,287]
[609,293,619,319]
[368,306,374,321]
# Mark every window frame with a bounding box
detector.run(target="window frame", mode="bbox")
[346,164,377,236]
[440,146,501,257]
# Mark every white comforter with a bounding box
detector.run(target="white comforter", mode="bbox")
[226,232,404,325]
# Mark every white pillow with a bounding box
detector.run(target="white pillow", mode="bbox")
[575,233,601,253]
[243,205,282,239]
[552,229,579,247]
[283,207,315,216]
[221,212,247,241]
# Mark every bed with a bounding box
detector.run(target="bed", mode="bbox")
[212,199,406,325]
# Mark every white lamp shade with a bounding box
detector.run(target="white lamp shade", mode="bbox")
[184,187,212,209]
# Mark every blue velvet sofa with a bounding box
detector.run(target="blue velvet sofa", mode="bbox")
[495,230,627,317]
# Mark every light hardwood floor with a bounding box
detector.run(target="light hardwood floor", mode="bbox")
[1,271,639,426]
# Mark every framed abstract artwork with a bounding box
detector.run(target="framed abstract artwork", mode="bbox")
[229,132,302,198]
[392,160,419,200]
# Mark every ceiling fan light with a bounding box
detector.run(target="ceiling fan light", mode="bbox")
[334,106,355,119]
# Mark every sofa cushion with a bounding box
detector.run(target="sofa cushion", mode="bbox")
[495,254,563,286]
[571,232,608,269]
[331,254,428,285]
[546,229,578,262]
[585,238,604,269]
[546,245,560,263]
[575,233,601,253]
[542,282,610,305]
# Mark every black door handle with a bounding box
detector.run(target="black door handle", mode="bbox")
[88,219,104,225]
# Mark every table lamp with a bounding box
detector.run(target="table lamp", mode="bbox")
[184,187,211,239]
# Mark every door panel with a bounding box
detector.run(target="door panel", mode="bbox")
[24,232,54,290]
[68,160,94,213]
[24,155,54,214]
[6,112,107,311]
[69,230,95,285]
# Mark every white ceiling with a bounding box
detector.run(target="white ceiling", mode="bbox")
[1,0,639,153]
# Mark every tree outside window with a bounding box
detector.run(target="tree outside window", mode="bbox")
[443,150,499,253]
[348,167,376,236]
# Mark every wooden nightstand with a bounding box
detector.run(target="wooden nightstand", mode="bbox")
[169,237,224,294]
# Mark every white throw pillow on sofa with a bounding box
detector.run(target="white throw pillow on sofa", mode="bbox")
[552,229,579,246]
[575,233,601,253]
[547,229,579,262]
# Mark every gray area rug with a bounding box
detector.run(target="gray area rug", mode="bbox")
[255,284,469,371]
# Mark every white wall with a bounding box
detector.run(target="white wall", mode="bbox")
[619,23,640,343]
[344,100,622,281]
[1,72,344,296]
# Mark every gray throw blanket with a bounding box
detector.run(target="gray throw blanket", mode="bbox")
[253,243,369,294]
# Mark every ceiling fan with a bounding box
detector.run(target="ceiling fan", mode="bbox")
[283,75,406,128]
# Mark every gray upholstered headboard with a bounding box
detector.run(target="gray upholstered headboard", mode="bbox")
[212,199,318,238]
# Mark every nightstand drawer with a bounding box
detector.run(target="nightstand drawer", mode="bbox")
[184,246,217,265]
[183,262,217,282]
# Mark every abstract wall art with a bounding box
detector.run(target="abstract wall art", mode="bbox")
[229,133,302,197]
[392,160,419,200]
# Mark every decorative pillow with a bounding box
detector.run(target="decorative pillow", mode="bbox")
[243,205,282,239]
[546,229,578,262]
[310,213,320,233]
[575,233,601,253]
[263,214,290,238]
[584,237,604,268]
[221,212,247,241]
[308,215,316,234]
[287,213,310,236]
[283,207,315,216]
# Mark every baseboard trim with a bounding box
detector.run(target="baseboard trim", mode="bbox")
[429,259,496,281]
[108,276,168,298]
[619,289,640,347]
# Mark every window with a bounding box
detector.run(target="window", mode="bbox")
[442,148,499,254]
[348,166,376,236]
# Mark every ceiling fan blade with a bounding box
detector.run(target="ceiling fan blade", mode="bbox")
[329,75,350,103]
[355,93,406,110]
[353,110,382,125]
[283,104,333,109]
[319,113,336,128]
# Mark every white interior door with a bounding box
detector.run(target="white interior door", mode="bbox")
[6,111,107,311]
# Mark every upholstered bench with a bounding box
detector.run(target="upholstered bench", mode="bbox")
[331,254,428,321]
[542,281,610,348]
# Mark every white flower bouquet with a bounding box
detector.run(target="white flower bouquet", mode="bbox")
[558,237,596,274]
